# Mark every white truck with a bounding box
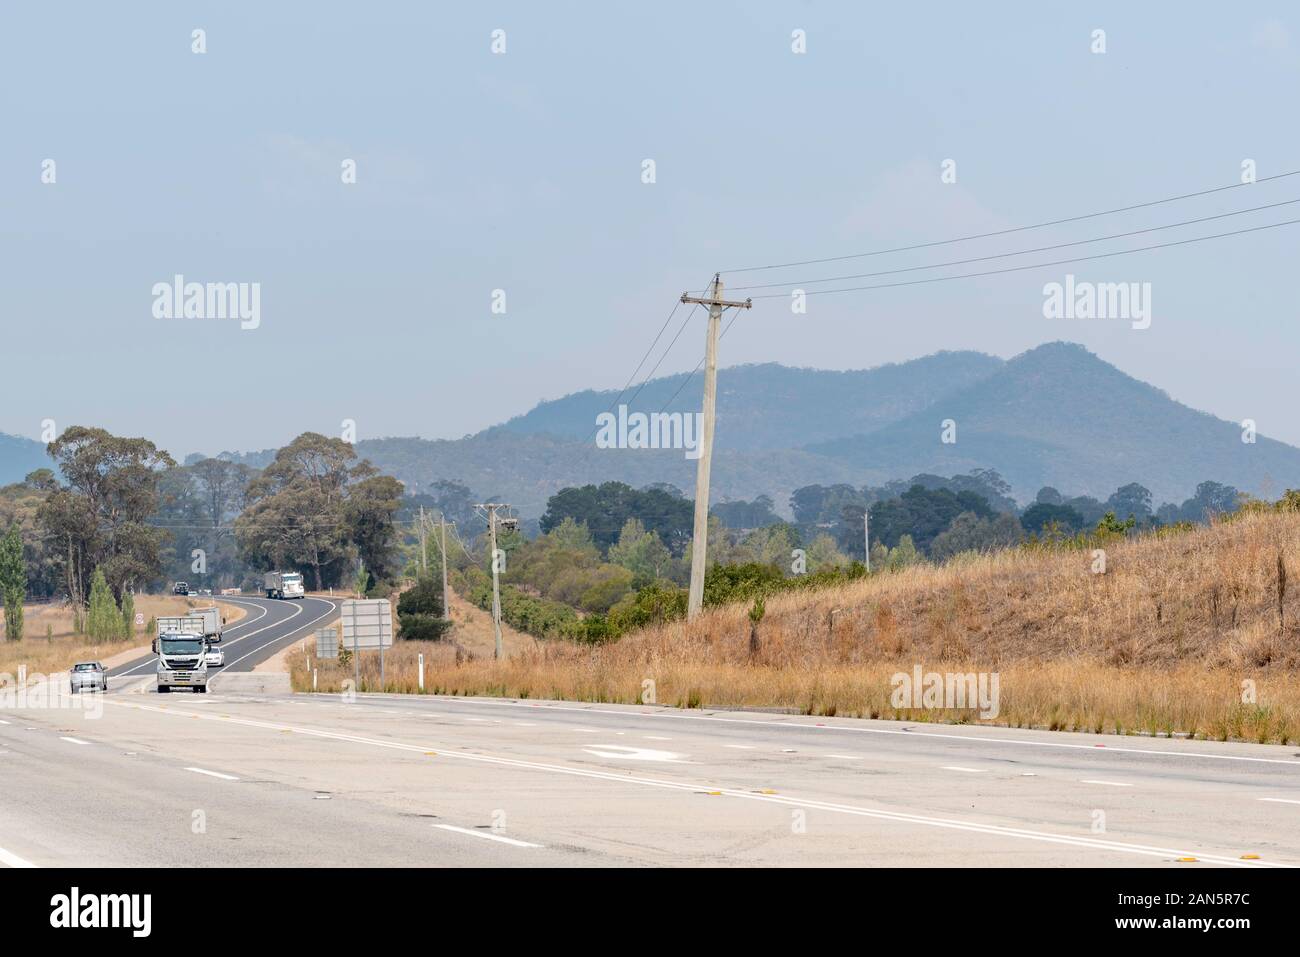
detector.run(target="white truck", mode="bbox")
[153,609,225,693]
[264,571,305,599]
[153,632,208,693]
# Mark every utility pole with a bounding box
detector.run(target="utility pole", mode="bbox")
[681,274,752,621]
[864,507,870,572]
[439,515,449,622]
[474,504,515,659]
[418,506,428,575]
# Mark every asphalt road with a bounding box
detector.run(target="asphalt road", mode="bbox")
[107,595,342,686]
[2,674,1299,867]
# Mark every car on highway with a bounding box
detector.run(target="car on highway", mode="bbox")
[204,642,225,667]
[69,661,107,693]
[173,581,189,595]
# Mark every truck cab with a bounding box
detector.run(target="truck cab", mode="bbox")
[154,632,209,693]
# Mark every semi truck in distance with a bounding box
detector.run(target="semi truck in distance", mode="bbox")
[264,571,305,599]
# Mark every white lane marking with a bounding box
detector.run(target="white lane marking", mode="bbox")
[1082,779,1134,787]
[184,767,239,781]
[404,697,1300,767]
[59,736,89,746]
[114,699,1287,869]
[582,745,684,762]
[0,719,10,725]
[942,766,986,773]
[513,722,538,727]
[572,728,599,734]
[214,597,338,680]
[826,754,860,759]
[724,744,756,750]
[0,845,36,868]
[644,736,672,741]
[433,824,542,848]
[1259,798,1300,805]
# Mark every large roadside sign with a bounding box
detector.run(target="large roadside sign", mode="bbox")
[339,599,393,650]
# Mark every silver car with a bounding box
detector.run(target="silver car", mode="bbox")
[70,661,107,693]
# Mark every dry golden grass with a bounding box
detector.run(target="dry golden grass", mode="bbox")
[0,595,246,677]
[289,512,1300,744]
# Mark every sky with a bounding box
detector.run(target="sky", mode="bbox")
[2,1,1298,459]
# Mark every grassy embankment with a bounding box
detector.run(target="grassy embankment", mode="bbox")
[0,596,246,676]
[289,512,1300,744]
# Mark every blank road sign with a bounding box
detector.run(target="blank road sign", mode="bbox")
[340,599,393,650]
[315,627,339,659]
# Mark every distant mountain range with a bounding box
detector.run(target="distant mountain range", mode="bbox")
[0,432,51,487]
[8,342,1300,517]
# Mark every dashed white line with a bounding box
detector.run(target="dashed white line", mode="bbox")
[1259,798,1300,805]
[58,736,89,746]
[0,719,10,725]
[433,824,542,848]
[184,767,239,781]
[724,744,756,750]
[941,766,986,773]
[826,754,860,759]
[112,699,1286,868]
[1081,779,1133,787]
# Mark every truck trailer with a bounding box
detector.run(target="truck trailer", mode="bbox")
[264,571,305,599]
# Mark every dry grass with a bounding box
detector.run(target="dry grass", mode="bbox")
[0,596,246,677]
[288,512,1300,744]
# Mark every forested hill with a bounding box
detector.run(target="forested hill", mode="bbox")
[494,352,1005,450]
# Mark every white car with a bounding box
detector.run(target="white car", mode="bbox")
[204,643,225,667]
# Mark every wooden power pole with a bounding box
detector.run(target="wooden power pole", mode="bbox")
[474,503,515,659]
[681,274,752,621]
[439,515,449,623]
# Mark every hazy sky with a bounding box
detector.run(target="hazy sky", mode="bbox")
[3,1,1298,459]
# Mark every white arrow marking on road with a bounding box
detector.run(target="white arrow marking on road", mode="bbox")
[582,745,684,762]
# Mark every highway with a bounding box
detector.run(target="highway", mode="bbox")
[3,640,1300,866]
[106,595,342,688]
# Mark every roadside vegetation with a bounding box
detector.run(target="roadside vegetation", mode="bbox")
[293,504,1300,745]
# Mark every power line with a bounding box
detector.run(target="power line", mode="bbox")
[581,298,682,444]
[746,215,1300,300]
[720,167,1300,274]
[727,195,1300,292]
[622,300,701,409]
[581,275,711,444]
[655,307,746,414]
